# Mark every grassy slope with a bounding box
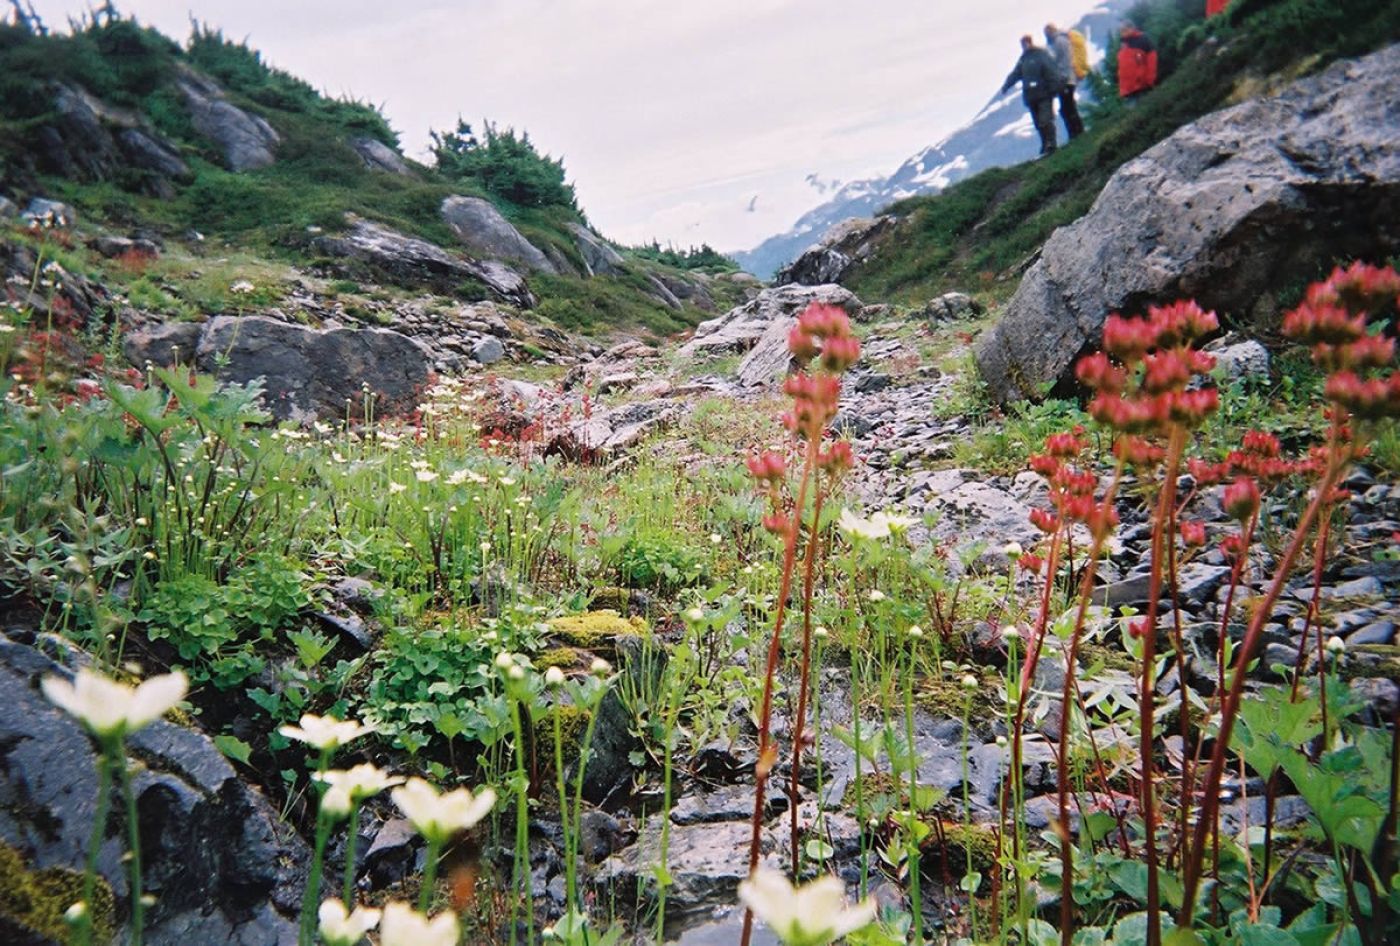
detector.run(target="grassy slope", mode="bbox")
[845,0,1400,306]
[0,18,740,338]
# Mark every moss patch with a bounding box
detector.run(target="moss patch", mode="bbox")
[0,842,117,944]
[535,646,586,671]
[922,821,998,893]
[545,610,648,648]
[534,703,593,782]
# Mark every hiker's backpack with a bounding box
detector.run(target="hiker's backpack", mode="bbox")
[1069,29,1089,79]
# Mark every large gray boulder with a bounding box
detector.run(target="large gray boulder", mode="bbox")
[975,44,1400,403]
[0,632,306,945]
[176,67,279,172]
[192,316,432,423]
[679,283,863,357]
[440,196,557,274]
[312,218,535,308]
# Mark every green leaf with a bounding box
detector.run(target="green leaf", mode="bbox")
[214,734,253,765]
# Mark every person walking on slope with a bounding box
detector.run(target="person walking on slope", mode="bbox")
[1044,23,1084,140]
[999,34,1062,158]
[1117,21,1159,101]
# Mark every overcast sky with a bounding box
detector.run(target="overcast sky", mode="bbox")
[32,0,1095,251]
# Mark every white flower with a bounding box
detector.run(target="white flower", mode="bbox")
[1002,625,1021,642]
[961,674,980,691]
[544,666,566,687]
[836,508,890,541]
[907,625,923,638]
[230,280,255,295]
[278,714,374,752]
[813,626,829,639]
[316,764,404,816]
[318,898,381,946]
[684,607,705,623]
[42,668,187,739]
[710,533,723,545]
[738,868,876,946]
[1326,635,1346,655]
[388,481,407,494]
[391,777,496,845]
[1002,541,1024,558]
[873,510,919,533]
[590,657,612,676]
[378,902,458,946]
[867,589,886,602]
[415,469,439,483]
[499,476,516,486]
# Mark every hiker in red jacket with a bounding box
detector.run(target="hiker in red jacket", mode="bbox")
[1117,22,1158,100]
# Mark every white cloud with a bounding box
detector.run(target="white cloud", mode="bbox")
[29,0,1095,250]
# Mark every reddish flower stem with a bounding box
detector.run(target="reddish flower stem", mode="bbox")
[740,436,818,946]
[1139,426,1187,946]
[1178,446,1348,929]
[789,481,827,873]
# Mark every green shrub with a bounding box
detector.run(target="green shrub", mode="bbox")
[432,119,577,211]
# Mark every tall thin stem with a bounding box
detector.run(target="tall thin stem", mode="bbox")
[1139,427,1186,946]
[75,743,115,946]
[789,478,826,873]
[118,749,146,946]
[740,437,818,946]
[1178,447,1347,929]
[343,801,361,906]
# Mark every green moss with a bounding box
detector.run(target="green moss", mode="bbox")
[545,610,648,648]
[587,587,631,613]
[923,821,999,892]
[0,842,116,943]
[915,673,999,722]
[535,646,585,671]
[534,703,593,781]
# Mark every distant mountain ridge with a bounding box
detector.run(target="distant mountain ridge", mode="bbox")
[733,0,1134,280]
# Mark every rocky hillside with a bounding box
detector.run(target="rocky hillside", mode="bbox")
[0,13,744,343]
[782,0,1400,304]
[732,0,1134,280]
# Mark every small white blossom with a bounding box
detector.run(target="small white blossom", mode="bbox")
[544,666,566,687]
[42,668,187,739]
[278,714,373,752]
[391,778,496,846]
[738,868,876,946]
[316,764,403,816]
[318,899,381,946]
[378,902,458,946]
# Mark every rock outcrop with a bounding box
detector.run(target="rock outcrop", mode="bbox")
[568,223,625,276]
[975,44,1400,403]
[37,84,191,197]
[119,316,431,422]
[0,632,307,945]
[194,316,432,422]
[775,216,894,287]
[440,196,557,275]
[348,137,411,175]
[312,218,536,308]
[679,284,863,357]
[176,67,279,172]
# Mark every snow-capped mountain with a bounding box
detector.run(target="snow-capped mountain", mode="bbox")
[733,2,1132,280]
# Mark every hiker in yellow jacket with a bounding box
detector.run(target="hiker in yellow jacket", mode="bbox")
[1044,23,1085,140]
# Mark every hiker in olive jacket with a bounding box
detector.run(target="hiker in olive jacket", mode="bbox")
[999,34,1062,156]
[1044,23,1085,139]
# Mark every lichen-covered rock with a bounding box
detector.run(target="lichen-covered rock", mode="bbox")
[568,223,625,276]
[545,610,648,648]
[975,44,1400,403]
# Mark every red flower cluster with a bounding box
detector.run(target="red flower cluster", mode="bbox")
[1283,263,1400,421]
[1027,435,1118,542]
[1082,301,1222,438]
[1225,429,1306,483]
